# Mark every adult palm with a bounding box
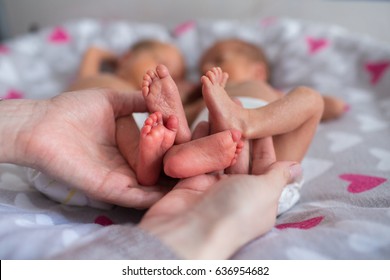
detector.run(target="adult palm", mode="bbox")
[21,88,166,208]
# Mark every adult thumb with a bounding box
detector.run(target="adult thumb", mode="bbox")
[106,89,147,117]
[264,161,303,191]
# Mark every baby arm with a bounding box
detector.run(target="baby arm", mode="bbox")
[78,47,118,78]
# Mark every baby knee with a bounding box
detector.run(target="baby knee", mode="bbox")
[295,86,324,112]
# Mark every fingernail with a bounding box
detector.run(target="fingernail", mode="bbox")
[289,163,303,182]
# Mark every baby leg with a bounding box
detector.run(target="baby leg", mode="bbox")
[252,86,324,162]
[321,95,349,121]
[201,67,249,174]
[251,136,276,175]
[204,83,323,162]
[116,115,140,172]
[163,129,243,178]
[225,99,250,174]
[225,139,250,174]
[192,121,210,140]
[137,112,178,186]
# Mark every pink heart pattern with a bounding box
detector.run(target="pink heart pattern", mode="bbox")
[306,37,329,54]
[339,174,387,193]
[4,89,24,99]
[173,21,195,37]
[276,216,324,230]
[48,27,70,44]
[0,45,10,54]
[364,60,390,85]
[94,215,114,226]
[260,17,277,27]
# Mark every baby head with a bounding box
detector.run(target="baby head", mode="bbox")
[116,40,185,88]
[199,38,270,83]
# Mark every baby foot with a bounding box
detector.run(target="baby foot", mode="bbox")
[201,67,248,134]
[163,129,244,178]
[322,95,349,121]
[226,139,250,174]
[137,111,178,186]
[142,64,191,144]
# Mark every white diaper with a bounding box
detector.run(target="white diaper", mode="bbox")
[133,112,149,129]
[192,96,304,215]
[26,168,113,209]
[278,177,304,215]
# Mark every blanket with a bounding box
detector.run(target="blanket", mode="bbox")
[1,17,389,259]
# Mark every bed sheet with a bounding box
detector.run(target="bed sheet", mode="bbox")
[1,18,390,259]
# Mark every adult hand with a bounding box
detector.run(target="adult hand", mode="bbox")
[139,132,302,259]
[0,88,167,208]
[140,161,301,259]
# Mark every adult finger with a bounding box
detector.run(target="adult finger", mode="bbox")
[105,89,148,117]
[263,161,303,192]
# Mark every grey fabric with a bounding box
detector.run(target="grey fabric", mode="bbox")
[53,225,178,259]
[0,163,178,259]
[1,18,389,259]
